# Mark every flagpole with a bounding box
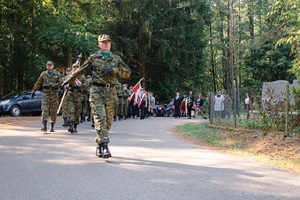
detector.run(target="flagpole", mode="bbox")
[133,77,144,88]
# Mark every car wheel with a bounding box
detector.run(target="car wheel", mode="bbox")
[10,105,21,116]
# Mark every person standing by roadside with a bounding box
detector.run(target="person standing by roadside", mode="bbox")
[173,92,182,118]
[62,34,131,158]
[195,94,204,118]
[187,91,194,119]
[31,61,62,133]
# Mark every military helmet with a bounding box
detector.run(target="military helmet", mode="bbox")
[46,61,54,65]
[123,84,128,87]
[66,67,71,71]
[98,34,111,42]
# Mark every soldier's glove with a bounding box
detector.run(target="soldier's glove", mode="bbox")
[71,83,79,88]
[31,92,35,98]
[43,84,52,89]
[62,80,69,87]
[101,68,114,74]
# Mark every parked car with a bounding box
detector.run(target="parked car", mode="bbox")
[0,90,43,116]
[164,98,197,117]
[154,98,196,117]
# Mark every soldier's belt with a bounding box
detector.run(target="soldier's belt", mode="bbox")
[92,82,115,88]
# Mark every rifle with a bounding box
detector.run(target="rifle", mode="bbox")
[56,85,68,115]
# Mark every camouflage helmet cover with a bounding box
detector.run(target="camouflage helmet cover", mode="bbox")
[98,34,111,42]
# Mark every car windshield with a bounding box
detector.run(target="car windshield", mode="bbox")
[0,92,18,100]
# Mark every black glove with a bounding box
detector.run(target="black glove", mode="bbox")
[62,80,69,87]
[101,68,114,74]
[43,83,52,89]
[71,83,79,88]
[30,92,35,98]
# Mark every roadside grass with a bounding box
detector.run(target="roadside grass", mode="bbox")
[175,122,300,174]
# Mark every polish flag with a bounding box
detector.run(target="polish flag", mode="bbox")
[129,82,141,103]
[138,93,145,108]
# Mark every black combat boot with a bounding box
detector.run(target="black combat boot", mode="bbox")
[87,115,91,121]
[80,114,84,123]
[74,123,78,133]
[62,118,68,126]
[91,117,95,128]
[102,142,112,158]
[96,143,103,158]
[41,121,47,132]
[68,121,75,133]
[50,122,55,132]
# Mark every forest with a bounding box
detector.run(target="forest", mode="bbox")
[0,0,299,102]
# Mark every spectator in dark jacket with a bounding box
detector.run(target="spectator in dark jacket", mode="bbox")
[173,92,182,118]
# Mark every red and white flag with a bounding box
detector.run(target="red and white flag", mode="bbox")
[129,81,142,103]
[138,93,145,108]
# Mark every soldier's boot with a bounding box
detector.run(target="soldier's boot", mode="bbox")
[74,123,78,133]
[87,115,91,121]
[41,121,47,132]
[62,118,68,126]
[102,142,112,158]
[50,122,55,132]
[68,121,75,133]
[119,115,122,121]
[96,143,103,158]
[91,117,95,128]
[80,114,84,123]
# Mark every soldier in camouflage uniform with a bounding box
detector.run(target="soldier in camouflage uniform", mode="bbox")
[122,84,130,120]
[85,75,92,122]
[113,82,121,121]
[61,67,72,126]
[117,83,124,120]
[66,63,87,133]
[62,34,131,158]
[31,61,62,133]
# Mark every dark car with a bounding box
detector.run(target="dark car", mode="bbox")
[0,90,43,116]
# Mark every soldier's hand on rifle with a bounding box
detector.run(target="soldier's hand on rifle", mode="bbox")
[101,68,114,74]
[43,83,52,89]
[71,83,79,88]
[62,80,69,87]
[31,91,35,98]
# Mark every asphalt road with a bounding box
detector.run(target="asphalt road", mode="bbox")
[0,116,299,200]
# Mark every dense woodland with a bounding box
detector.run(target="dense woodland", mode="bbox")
[0,0,299,102]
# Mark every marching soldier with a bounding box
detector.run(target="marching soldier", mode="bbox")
[122,84,130,120]
[31,61,62,133]
[66,63,87,133]
[62,34,131,158]
[61,67,72,126]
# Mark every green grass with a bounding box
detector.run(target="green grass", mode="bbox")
[175,122,300,174]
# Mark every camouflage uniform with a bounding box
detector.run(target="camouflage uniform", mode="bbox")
[122,84,130,119]
[113,83,121,121]
[61,68,72,126]
[32,61,62,132]
[62,34,131,158]
[67,73,87,133]
[117,84,125,120]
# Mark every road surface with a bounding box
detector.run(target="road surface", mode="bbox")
[0,116,299,200]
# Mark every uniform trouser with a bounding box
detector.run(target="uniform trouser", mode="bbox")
[61,94,69,118]
[41,91,59,123]
[90,86,116,144]
[67,91,82,123]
